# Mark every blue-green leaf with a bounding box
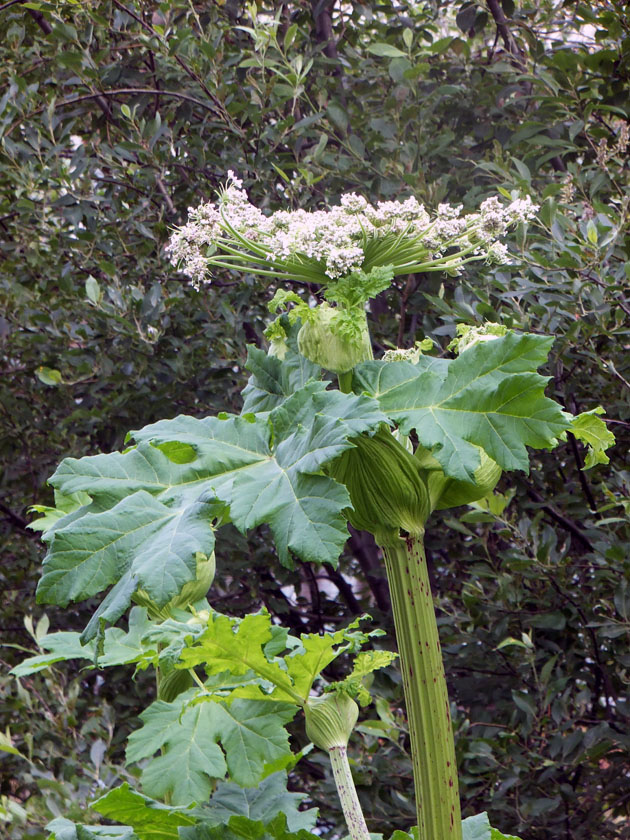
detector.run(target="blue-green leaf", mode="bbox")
[36,384,386,629]
[354,332,569,482]
[191,772,317,832]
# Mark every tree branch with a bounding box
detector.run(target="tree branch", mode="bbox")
[323,564,362,614]
[348,527,391,612]
[0,501,31,531]
[6,88,229,138]
[311,0,339,61]
[526,487,594,550]
[486,0,523,66]
[0,0,27,11]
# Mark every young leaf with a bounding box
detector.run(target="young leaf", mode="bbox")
[241,343,320,414]
[126,691,296,803]
[332,650,398,705]
[11,631,95,677]
[11,608,154,676]
[354,332,569,482]
[179,612,300,703]
[284,618,376,700]
[180,611,378,704]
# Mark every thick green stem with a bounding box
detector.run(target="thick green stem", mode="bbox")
[381,534,461,840]
[338,370,353,393]
[328,745,371,840]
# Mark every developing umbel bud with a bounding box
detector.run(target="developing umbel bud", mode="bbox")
[133,551,216,619]
[416,446,502,510]
[331,427,430,541]
[305,692,359,750]
[297,305,372,374]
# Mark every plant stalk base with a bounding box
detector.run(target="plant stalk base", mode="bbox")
[382,535,461,840]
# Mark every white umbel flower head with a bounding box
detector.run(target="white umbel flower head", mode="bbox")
[166,175,538,289]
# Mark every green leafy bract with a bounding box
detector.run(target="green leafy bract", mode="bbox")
[324,265,395,310]
[179,610,382,704]
[354,332,569,482]
[126,690,296,803]
[332,650,399,706]
[36,384,386,637]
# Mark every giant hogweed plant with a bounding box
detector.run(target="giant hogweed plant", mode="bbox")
[14,180,614,840]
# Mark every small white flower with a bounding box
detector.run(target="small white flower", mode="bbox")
[486,242,510,264]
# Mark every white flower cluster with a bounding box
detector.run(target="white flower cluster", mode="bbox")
[166,174,538,286]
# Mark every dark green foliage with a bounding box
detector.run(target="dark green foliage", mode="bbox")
[2,1,629,839]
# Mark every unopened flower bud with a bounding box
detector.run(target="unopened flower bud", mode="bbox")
[133,551,215,618]
[331,427,430,539]
[297,305,372,373]
[416,446,501,510]
[305,692,359,751]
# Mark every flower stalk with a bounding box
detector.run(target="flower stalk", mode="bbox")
[304,692,369,840]
[328,745,371,840]
[381,533,461,840]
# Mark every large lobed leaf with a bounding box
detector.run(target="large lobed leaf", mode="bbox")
[179,814,320,840]
[126,690,296,804]
[46,773,316,840]
[36,383,386,634]
[92,784,195,840]
[354,332,570,482]
[129,383,386,567]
